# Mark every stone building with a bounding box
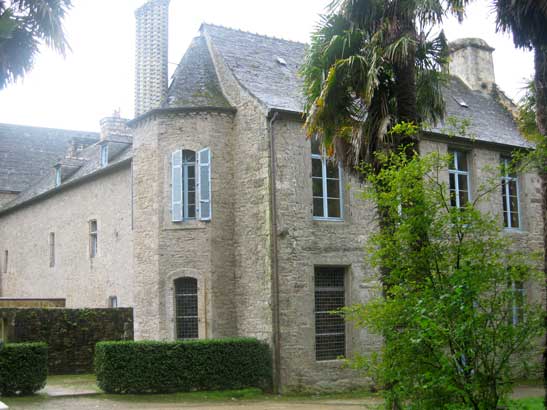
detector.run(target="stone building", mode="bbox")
[0,0,543,391]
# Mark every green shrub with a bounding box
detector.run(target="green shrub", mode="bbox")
[0,342,48,396]
[95,338,272,394]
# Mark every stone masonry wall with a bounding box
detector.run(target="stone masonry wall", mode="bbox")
[273,117,382,392]
[132,110,238,340]
[205,36,275,342]
[0,166,134,308]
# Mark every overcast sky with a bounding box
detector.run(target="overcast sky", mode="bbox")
[0,0,534,132]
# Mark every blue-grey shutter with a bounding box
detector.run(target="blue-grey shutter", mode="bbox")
[198,147,211,221]
[172,150,183,222]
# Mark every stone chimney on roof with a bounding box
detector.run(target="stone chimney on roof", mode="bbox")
[134,0,170,117]
[449,38,495,93]
[100,111,132,142]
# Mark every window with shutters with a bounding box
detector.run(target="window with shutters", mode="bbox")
[174,277,198,339]
[448,150,471,208]
[171,147,211,222]
[311,138,343,220]
[501,156,520,229]
[315,267,346,361]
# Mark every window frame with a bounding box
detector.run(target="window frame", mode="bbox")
[55,166,62,187]
[100,143,109,167]
[49,232,55,268]
[510,280,525,325]
[181,150,197,221]
[108,296,118,308]
[311,141,344,221]
[501,156,521,230]
[89,220,98,258]
[448,149,471,209]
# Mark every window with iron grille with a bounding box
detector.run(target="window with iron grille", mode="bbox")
[311,138,343,220]
[175,277,198,339]
[89,220,98,258]
[501,156,520,229]
[315,267,346,361]
[448,150,471,208]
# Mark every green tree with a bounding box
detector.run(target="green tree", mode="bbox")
[345,151,544,410]
[494,3,547,407]
[0,0,72,90]
[301,0,468,170]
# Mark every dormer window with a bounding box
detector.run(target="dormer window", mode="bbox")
[55,166,62,187]
[100,144,109,167]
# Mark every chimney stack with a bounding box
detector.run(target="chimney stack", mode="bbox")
[134,0,170,117]
[449,38,495,93]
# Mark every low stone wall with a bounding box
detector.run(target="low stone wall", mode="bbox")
[0,308,133,374]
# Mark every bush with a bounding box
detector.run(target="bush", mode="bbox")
[95,338,272,394]
[0,342,48,396]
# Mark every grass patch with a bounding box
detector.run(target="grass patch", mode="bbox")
[510,397,543,409]
[103,388,265,403]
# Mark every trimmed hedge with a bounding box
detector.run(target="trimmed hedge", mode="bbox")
[0,342,48,396]
[95,338,272,394]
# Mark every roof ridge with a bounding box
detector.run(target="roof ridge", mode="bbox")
[200,22,307,46]
[0,122,99,135]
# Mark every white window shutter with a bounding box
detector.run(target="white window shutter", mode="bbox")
[197,147,211,221]
[171,150,183,222]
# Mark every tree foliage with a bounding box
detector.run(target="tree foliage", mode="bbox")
[300,0,469,170]
[345,151,544,410]
[0,0,72,90]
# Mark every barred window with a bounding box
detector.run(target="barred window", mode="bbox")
[311,138,343,220]
[449,150,471,208]
[175,277,198,339]
[501,157,520,229]
[315,267,346,361]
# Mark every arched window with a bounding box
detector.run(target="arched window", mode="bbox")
[174,277,198,339]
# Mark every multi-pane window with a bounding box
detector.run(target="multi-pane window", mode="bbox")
[448,150,471,208]
[311,138,343,220]
[501,157,520,229]
[171,148,211,222]
[100,144,109,167]
[510,281,525,325]
[89,220,98,258]
[315,267,346,361]
[49,232,55,267]
[175,277,198,339]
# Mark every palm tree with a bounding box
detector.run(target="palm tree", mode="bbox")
[0,0,72,90]
[494,3,547,408]
[301,0,466,171]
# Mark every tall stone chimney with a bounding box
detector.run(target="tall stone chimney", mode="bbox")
[134,0,170,117]
[449,38,495,93]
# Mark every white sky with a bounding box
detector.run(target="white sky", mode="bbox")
[0,0,534,132]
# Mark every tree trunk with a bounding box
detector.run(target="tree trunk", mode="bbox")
[533,45,547,410]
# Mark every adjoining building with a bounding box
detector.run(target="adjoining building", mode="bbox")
[0,0,542,391]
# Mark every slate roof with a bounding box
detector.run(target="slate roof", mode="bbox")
[166,35,231,109]
[193,24,529,148]
[201,23,308,113]
[0,123,98,192]
[1,141,132,212]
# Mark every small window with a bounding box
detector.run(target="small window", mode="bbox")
[315,267,346,361]
[108,296,118,308]
[448,150,471,208]
[510,281,525,325]
[311,138,343,220]
[174,277,198,339]
[89,220,98,258]
[501,157,520,229]
[49,232,55,267]
[2,250,7,274]
[100,144,109,167]
[55,167,62,187]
